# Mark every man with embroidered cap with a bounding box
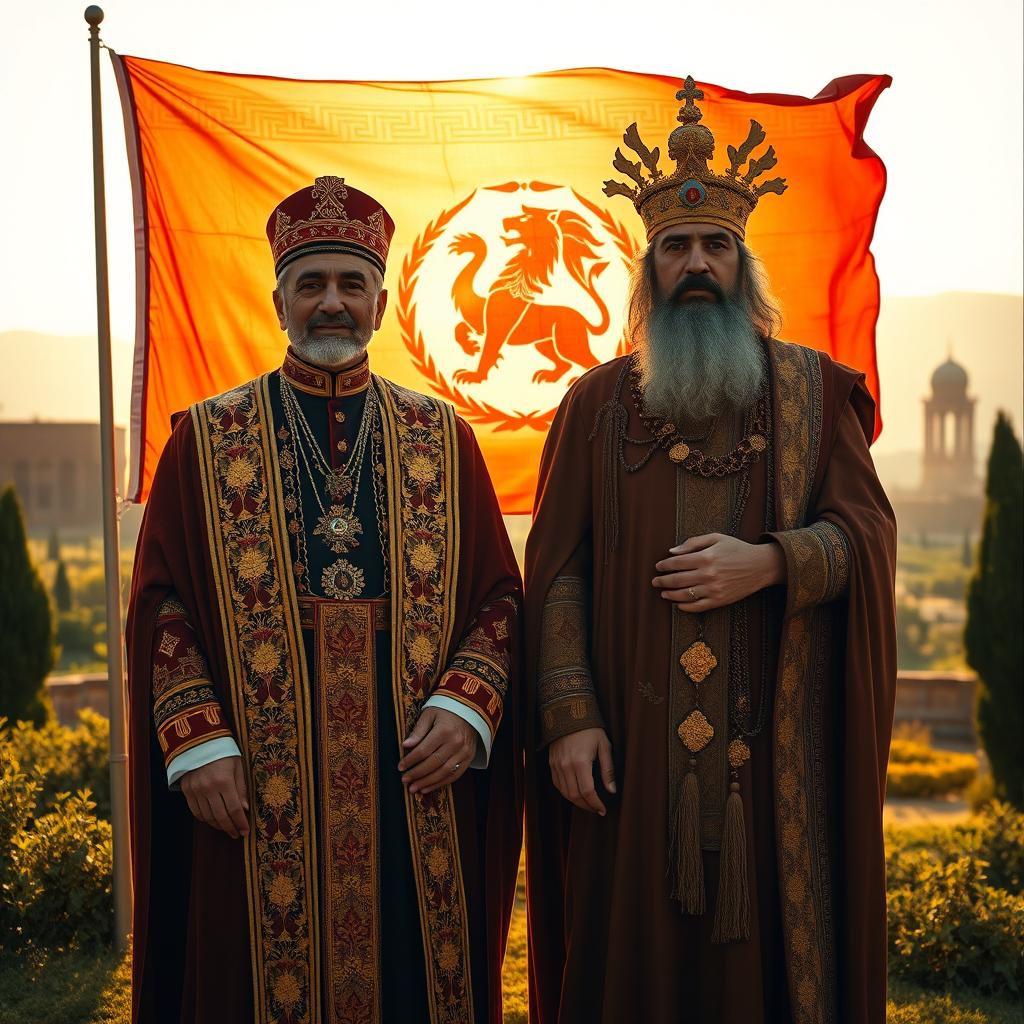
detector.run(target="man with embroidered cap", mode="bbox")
[524,78,896,1023]
[127,176,522,1023]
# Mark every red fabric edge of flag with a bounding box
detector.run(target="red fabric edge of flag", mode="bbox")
[847,75,892,444]
[823,75,891,442]
[111,50,153,503]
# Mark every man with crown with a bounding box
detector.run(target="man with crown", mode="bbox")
[524,78,897,1023]
[126,177,522,1024]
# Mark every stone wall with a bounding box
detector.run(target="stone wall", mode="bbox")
[45,673,111,727]
[893,670,977,742]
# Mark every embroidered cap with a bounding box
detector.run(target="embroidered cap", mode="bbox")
[267,175,395,277]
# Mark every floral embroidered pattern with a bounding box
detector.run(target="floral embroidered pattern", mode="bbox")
[192,378,320,1024]
[317,602,380,1023]
[379,379,474,1024]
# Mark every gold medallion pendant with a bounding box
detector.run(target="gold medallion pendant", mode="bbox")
[678,709,714,753]
[326,470,353,500]
[679,640,718,683]
[321,559,366,600]
[728,738,751,768]
[669,441,691,463]
[313,505,363,554]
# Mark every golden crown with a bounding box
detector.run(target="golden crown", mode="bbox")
[603,76,787,242]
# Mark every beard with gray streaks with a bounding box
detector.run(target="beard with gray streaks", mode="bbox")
[634,271,767,425]
[287,311,372,371]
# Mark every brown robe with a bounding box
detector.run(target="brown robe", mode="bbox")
[524,341,897,1024]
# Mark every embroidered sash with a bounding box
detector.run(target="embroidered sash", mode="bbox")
[768,340,837,1024]
[377,378,475,1024]
[192,376,321,1024]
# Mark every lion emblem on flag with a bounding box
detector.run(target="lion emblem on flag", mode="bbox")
[448,206,610,385]
[397,182,639,430]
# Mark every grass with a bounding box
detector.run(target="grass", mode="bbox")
[887,979,1021,1023]
[4,810,1017,1024]
[2,936,1020,1023]
[0,947,130,1024]
[501,867,529,1024]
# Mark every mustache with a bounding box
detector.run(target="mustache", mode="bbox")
[306,311,357,329]
[669,275,726,303]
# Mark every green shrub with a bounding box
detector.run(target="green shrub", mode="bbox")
[966,772,996,812]
[886,740,978,798]
[70,565,109,611]
[0,749,40,944]
[972,802,1024,894]
[55,609,97,654]
[886,805,1024,996]
[4,790,113,954]
[888,853,1024,995]
[1,719,113,956]
[4,711,111,820]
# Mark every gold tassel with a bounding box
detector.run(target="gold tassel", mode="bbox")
[671,758,704,914]
[712,780,750,943]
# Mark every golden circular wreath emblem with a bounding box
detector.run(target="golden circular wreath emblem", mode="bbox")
[396,181,640,431]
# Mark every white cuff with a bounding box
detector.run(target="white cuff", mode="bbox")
[167,736,242,789]
[424,694,492,769]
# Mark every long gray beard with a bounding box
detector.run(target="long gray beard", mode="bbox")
[287,327,369,371]
[636,296,766,423]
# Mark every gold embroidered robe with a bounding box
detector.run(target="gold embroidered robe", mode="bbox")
[127,354,523,1024]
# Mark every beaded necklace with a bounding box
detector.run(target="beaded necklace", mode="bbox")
[277,376,388,599]
[627,356,769,477]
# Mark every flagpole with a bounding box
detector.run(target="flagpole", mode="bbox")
[85,4,131,955]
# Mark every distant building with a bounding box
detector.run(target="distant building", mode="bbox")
[0,421,125,536]
[889,356,984,538]
[921,357,978,495]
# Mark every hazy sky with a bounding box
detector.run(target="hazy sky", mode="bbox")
[1,0,1021,338]
[0,0,1021,457]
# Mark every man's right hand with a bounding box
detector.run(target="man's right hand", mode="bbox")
[548,727,616,816]
[180,756,250,839]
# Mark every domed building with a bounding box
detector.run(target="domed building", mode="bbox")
[921,355,977,495]
[888,352,983,538]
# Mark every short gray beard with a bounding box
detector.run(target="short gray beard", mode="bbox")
[636,294,766,423]
[287,327,369,371]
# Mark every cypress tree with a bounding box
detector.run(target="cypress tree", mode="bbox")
[0,485,53,723]
[54,559,72,612]
[965,413,1024,808]
[961,530,973,568]
[47,526,60,562]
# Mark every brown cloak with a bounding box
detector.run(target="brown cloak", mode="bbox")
[524,341,897,1024]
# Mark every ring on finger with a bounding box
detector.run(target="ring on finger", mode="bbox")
[687,587,698,602]
[450,761,461,774]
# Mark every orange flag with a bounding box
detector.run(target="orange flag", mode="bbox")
[111,55,889,511]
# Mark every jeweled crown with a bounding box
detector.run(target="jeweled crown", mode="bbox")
[603,76,787,241]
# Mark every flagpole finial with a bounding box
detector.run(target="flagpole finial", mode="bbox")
[84,5,104,27]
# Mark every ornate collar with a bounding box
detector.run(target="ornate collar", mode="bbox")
[281,347,371,398]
